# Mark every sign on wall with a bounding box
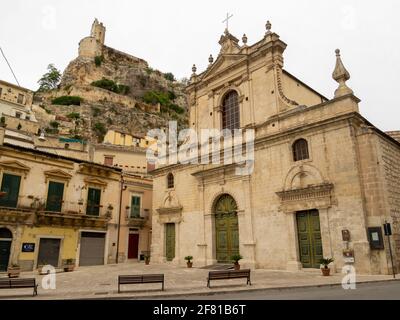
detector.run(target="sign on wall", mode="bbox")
[21,243,35,252]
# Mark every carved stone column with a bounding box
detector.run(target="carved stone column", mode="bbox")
[204,212,217,265]
[240,176,256,269]
[318,207,336,273]
[196,182,207,266]
[285,212,302,271]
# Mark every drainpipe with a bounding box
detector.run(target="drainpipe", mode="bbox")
[116,175,126,264]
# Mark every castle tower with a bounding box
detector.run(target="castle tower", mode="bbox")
[91,18,106,45]
[78,19,105,58]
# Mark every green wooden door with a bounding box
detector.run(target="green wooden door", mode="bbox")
[0,174,21,208]
[87,188,101,216]
[296,210,323,268]
[46,181,64,212]
[0,241,11,271]
[165,223,175,261]
[215,195,239,263]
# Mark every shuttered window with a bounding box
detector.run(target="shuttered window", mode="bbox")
[130,196,141,218]
[86,188,101,216]
[104,156,113,166]
[0,174,21,208]
[46,181,64,212]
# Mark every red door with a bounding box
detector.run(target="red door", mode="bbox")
[128,234,139,259]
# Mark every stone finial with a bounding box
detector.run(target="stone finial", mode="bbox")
[191,64,197,76]
[265,20,272,34]
[242,34,248,45]
[332,49,353,98]
[208,54,214,65]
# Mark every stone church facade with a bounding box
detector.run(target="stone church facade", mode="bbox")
[150,22,400,275]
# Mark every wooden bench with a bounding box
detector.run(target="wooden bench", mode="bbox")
[0,278,38,296]
[118,274,164,293]
[207,269,251,288]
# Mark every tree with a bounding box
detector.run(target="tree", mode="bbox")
[164,72,175,82]
[37,64,61,92]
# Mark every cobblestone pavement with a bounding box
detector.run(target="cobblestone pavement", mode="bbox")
[0,262,398,300]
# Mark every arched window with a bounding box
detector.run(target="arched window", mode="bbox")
[222,91,240,130]
[167,173,174,189]
[293,139,309,161]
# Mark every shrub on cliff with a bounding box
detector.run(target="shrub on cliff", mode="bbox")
[91,78,130,95]
[143,90,184,115]
[93,122,107,142]
[94,55,104,67]
[51,96,82,106]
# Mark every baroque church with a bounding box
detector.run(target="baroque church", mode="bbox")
[150,21,400,275]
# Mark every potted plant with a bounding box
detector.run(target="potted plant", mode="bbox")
[7,263,21,278]
[63,259,75,272]
[144,253,150,265]
[320,257,334,276]
[185,256,193,268]
[231,254,243,270]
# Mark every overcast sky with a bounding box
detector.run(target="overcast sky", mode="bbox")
[1,0,399,131]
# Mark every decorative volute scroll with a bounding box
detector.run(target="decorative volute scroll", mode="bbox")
[332,49,354,98]
[274,62,299,108]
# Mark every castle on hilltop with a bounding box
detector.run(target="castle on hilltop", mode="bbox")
[78,18,106,58]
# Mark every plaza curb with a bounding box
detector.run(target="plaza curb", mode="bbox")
[80,277,400,300]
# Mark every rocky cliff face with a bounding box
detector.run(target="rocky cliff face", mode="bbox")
[35,44,188,143]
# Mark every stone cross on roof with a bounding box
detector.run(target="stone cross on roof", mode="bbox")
[222,12,233,32]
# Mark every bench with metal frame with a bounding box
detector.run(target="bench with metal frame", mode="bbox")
[207,269,251,288]
[0,278,38,296]
[118,274,164,293]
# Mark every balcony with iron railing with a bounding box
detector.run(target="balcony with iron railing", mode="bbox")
[125,208,150,228]
[0,194,113,229]
[36,200,113,229]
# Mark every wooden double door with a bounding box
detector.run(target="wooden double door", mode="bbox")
[214,194,239,263]
[0,241,11,271]
[296,210,323,268]
[165,223,175,262]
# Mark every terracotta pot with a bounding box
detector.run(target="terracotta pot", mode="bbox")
[63,265,75,272]
[321,267,331,276]
[145,259,150,265]
[234,262,240,271]
[187,262,193,268]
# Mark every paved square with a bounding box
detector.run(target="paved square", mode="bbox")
[0,262,397,300]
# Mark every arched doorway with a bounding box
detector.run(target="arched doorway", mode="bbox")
[214,194,239,263]
[0,228,12,271]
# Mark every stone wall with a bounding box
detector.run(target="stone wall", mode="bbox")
[2,114,40,134]
[378,136,400,270]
